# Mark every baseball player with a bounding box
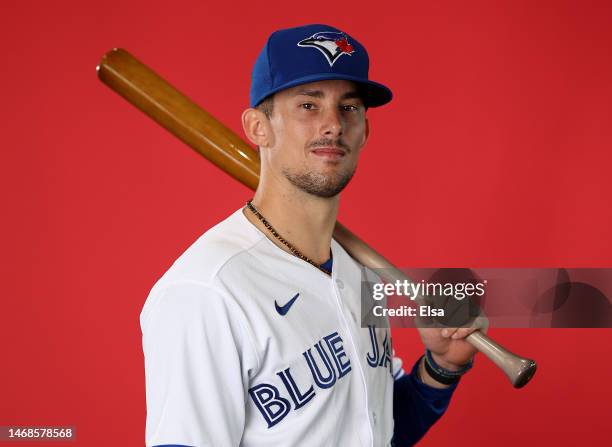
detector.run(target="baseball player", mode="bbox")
[141,24,480,447]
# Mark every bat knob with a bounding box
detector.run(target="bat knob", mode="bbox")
[466,331,537,388]
[510,357,537,389]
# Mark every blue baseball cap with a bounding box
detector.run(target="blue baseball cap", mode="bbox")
[250,24,393,108]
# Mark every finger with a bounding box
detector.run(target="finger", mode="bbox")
[451,327,478,339]
[474,314,489,333]
[441,327,459,338]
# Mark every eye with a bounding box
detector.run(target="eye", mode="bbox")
[301,103,316,110]
[341,104,359,112]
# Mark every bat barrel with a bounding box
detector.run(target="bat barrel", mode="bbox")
[97,48,260,191]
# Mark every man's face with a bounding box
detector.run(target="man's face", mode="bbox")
[260,80,368,198]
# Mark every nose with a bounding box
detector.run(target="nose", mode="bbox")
[319,107,343,138]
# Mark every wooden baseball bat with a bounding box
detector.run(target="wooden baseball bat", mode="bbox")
[97,48,537,388]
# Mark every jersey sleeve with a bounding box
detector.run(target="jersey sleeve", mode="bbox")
[391,356,458,446]
[141,280,259,447]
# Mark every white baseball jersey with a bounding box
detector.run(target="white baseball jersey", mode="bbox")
[140,208,395,446]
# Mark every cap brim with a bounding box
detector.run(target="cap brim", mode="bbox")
[252,73,392,108]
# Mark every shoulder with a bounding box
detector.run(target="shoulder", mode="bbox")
[157,208,264,285]
[140,208,265,328]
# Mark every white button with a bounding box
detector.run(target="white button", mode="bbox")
[372,411,377,425]
[336,279,344,289]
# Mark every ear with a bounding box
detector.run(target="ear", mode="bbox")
[359,116,370,149]
[242,108,273,148]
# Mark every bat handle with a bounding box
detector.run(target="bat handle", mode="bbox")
[466,330,537,388]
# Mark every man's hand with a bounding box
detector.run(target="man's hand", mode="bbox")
[418,326,482,370]
[416,316,488,388]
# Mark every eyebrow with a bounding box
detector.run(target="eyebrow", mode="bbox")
[294,89,363,101]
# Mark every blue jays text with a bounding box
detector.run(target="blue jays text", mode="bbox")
[248,326,392,428]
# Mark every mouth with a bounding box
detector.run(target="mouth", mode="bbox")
[309,146,347,160]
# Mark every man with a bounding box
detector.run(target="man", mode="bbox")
[141,24,479,447]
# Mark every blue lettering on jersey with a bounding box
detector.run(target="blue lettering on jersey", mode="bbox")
[324,332,352,378]
[303,341,337,388]
[366,325,392,372]
[248,383,291,428]
[248,330,351,428]
[366,325,380,367]
[277,367,316,409]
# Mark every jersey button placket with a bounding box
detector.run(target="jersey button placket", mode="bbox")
[331,273,374,446]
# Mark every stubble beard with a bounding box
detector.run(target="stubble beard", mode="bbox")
[280,136,360,198]
[282,164,356,198]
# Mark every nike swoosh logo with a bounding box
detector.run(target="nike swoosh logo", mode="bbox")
[275,293,300,316]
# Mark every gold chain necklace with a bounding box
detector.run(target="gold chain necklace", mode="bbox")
[245,200,331,276]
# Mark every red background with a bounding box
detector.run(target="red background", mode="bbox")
[2,0,611,445]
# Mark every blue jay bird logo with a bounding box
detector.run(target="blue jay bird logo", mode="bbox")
[297,31,356,67]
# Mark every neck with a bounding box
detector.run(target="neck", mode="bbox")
[244,178,339,265]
